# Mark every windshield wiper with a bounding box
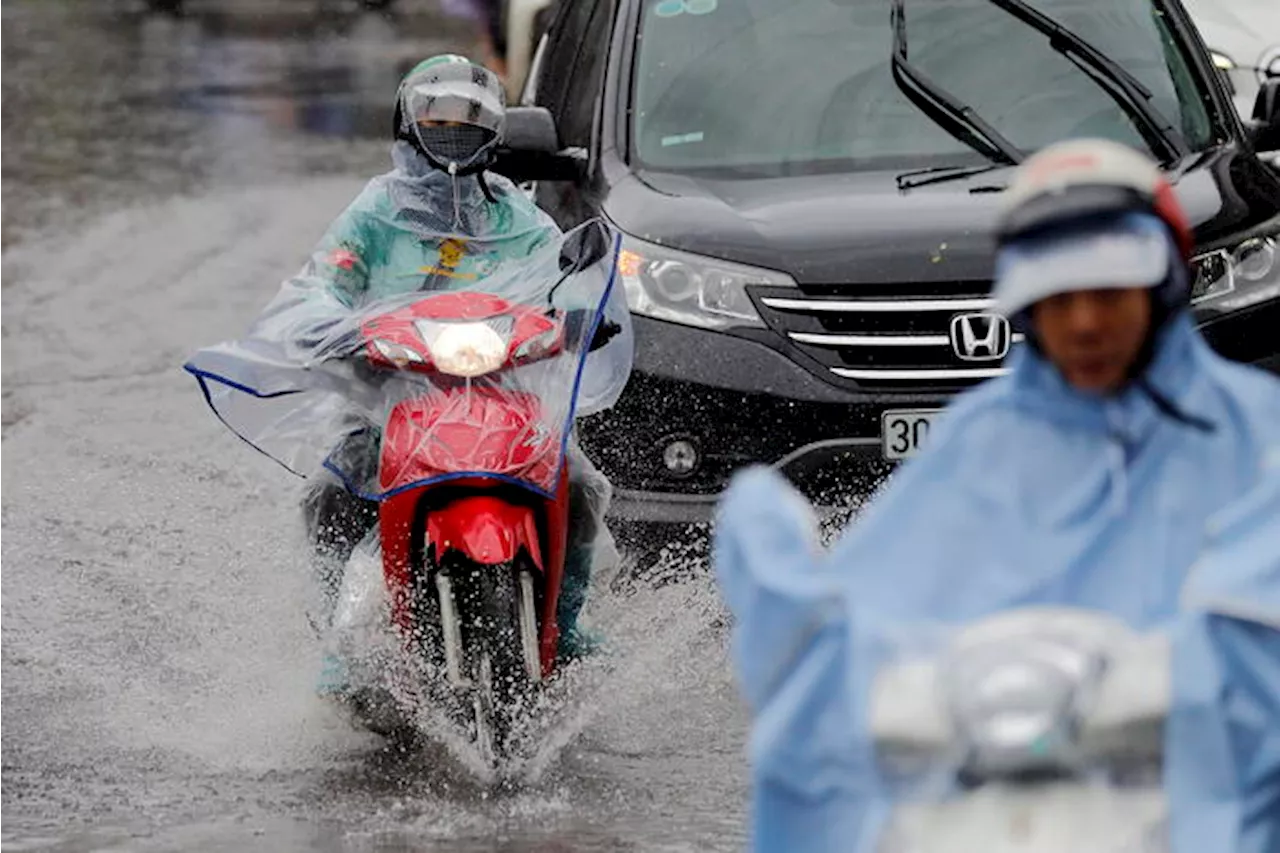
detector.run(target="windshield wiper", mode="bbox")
[984,0,1187,163]
[895,163,1008,191]
[890,0,1024,169]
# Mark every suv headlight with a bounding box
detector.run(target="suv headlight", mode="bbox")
[1191,230,1280,315]
[616,234,796,330]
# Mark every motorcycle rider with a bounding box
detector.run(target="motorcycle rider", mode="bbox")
[314,55,624,678]
[194,55,627,693]
[713,139,1280,852]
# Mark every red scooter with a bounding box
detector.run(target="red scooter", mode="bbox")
[365,293,572,754]
[187,221,623,761]
[322,232,619,759]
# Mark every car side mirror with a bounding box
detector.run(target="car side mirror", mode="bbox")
[491,106,588,183]
[503,106,560,154]
[1249,79,1280,153]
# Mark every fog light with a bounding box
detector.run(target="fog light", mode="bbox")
[662,439,699,476]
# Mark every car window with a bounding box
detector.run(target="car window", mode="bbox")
[536,0,601,127]
[632,0,1215,176]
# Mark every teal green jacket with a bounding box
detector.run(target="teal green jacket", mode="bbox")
[308,145,561,309]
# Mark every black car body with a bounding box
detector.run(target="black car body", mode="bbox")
[494,0,1280,527]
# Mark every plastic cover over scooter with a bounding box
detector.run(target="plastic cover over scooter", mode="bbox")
[713,321,1280,853]
[185,216,632,501]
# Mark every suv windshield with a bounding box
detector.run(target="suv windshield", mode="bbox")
[632,0,1214,177]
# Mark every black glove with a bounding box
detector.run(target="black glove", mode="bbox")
[563,309,622,352]
[590,319,622,352]
[346,352,390,388]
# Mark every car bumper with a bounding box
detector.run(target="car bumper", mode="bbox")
[608,435,887,523]
[580,316,944,523]
[1197,295,1280,375]
[588,299,1280,526]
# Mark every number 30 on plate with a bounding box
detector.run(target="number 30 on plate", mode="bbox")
[880,409,941,461]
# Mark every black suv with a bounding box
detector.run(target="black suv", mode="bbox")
[492,0,1280,531]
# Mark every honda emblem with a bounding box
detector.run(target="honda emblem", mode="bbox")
[950,313,1012,361]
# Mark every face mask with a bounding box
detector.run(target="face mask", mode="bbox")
[415,124,496,171]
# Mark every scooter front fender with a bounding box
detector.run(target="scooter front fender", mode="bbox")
[427,496,544,569]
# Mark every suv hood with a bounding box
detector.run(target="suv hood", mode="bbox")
[608,168,1011,284]
[603,154,1255,285]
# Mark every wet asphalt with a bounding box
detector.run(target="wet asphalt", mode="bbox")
[1,2,749,849]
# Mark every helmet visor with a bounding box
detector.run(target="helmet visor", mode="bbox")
[993,212,1172,317]
[404,77,504,169]
[405,74,504,129]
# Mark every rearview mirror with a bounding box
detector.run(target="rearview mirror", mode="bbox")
[1249,79,1280,153]
[491,106,588,183]
[503,106,560,153]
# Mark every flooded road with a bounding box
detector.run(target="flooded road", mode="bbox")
[1,2,749,849]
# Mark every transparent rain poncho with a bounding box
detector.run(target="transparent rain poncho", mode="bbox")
[185,201,633,501]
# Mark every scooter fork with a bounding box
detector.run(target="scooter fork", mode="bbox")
[435,573,470,687]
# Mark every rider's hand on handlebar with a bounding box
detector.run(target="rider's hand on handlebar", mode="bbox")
[589,319,621,352]
[351,348,392,385]
[562,309,623,352]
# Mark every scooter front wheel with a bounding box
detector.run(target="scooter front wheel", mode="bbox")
[439,558,538,763]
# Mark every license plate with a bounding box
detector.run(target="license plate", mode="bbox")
[881,409,941,460]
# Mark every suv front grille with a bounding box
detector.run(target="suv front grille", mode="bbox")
[754,283,1019,388]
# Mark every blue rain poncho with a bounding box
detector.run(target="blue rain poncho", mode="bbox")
[715,314,1280,853]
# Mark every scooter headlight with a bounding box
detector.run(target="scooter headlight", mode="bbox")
[418,321,509,378]
[1209,49,1236,72]
[938,613,1117,779]
[944,645,1087,776]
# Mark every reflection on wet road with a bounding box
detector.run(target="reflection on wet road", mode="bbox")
[1,2,748,850]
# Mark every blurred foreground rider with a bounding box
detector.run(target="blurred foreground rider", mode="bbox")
[714,139,1280,853]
